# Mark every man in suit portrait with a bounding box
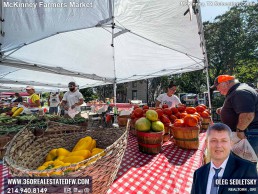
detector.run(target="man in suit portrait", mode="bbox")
[191,123,257,194]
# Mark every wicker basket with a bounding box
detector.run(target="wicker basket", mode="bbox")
[201,117,211,130]
[118,115,130,126]
[0,135,11,159]
[171,125,200,149]
[4,121,129,194]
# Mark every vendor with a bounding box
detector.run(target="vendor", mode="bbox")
[212,75,258,156]
[24,86,41,108]
[155,82,181,108]
[60,82,84,116]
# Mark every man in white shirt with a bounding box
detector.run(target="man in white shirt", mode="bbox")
[155,82,181,108]
[60,82,84,117]
[191,123,257,194]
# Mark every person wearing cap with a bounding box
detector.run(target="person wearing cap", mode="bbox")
[60,82,84,116]
[48,92,62,115]
[211,75,258,156]
[155,82,181,108]
[24,86,41,108]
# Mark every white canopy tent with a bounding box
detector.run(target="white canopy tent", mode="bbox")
[0,0,211,107]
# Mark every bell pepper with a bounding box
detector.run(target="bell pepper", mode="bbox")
[68,150,91,159]
[72,136,96,152]
[56,148,70,157]
[62,156,85,164]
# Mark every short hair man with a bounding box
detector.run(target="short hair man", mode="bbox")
[191,123,257,194]
[155,82,181,108]
[211,75,258,157]
[60,82,84,116]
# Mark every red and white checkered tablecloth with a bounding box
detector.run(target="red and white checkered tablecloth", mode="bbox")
[0,133,206,194]
[107,132,206,194]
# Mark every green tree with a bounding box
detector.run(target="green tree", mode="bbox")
[80,87,97,102]
[204,4,258,85]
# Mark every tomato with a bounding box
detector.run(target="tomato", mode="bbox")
[161,115,171,124]
[180,112,188,119]
[156,109,164,119]
[199,104,207,109]
[131,112,136,119]
[177,105,186,113]
[169,115,177,123]
[173,119,185,127]
[185,107,197,114]
[134,108,143,118]
[142,105,149,110]
[184,115,198,127]
[171,107,179,114]
[134,105,140,110]
[163,108,172,116]
[200,111,210,118]
[162,104,169,109]
[195,105,206,113]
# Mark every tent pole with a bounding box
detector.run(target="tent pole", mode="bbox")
[110,0,118,127]
[194,1,212,110]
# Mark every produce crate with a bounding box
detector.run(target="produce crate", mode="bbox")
[4,121,129,194]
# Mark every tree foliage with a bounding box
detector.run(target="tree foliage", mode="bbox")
[204,4,258,85]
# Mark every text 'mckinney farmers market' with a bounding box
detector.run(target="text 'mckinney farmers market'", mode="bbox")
[3,1,94,9]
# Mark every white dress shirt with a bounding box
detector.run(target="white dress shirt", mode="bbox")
[206,156,229,194]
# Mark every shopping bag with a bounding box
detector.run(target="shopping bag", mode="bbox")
[231,132,258,163]
[67,108,79,119]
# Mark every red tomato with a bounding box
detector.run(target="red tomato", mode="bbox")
[201,111,210,118]
[180,112,188,119]
[177,105,186,113]
[162,104,169,109]
[161,115,171,124]
[142,105,149,110]
[134,108,143,118]
[186,107,197,114]
[163,108,172,116]
[173,119,185,127]
[134,105,140,110]
[195,105,206,113]
[184,115,198,127]
[171,107,179,114]
[156,109,164,119]
[169,115,178,123]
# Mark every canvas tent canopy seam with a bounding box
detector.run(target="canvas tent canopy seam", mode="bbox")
[0,0,209,102]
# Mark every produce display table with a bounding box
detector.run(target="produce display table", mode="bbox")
[0,132,206,193]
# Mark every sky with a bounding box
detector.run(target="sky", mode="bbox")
[200,0,256,21]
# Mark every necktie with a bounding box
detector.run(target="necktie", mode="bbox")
[210,167,222,194]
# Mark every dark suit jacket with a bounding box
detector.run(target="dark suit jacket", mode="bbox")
[191,153,257,194]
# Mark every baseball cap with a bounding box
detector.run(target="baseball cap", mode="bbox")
[68,81,76,87]
[25,85,35,90]
[210,75,235,89]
